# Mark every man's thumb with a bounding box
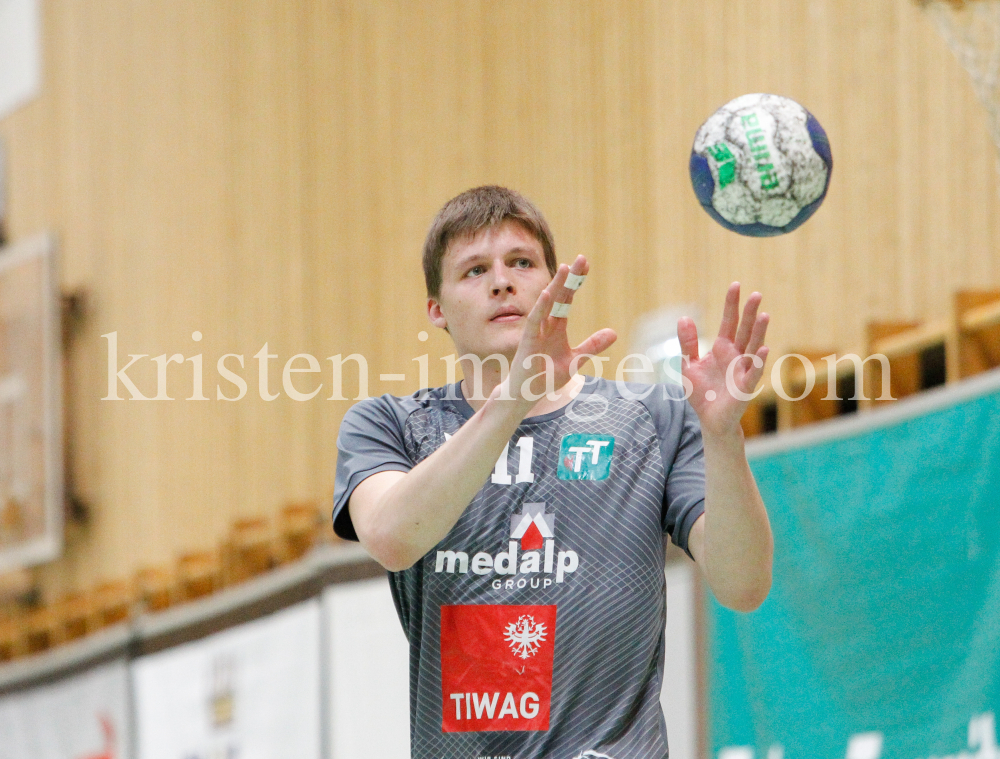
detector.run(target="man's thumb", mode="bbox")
[676,317,700,361]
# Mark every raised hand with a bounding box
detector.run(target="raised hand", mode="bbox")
[678,282,769,438]
[502,255,617,402]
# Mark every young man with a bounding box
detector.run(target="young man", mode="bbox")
[333,186,773,759]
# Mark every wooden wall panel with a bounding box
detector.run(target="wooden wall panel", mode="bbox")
[0,0,997,598]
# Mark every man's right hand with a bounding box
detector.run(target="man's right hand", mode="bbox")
[502,255,617,403]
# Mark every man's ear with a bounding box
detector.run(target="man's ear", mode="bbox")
[427,298,448,330]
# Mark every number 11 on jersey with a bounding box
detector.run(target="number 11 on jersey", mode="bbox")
[444,433,536,486]
[491,437,535,485]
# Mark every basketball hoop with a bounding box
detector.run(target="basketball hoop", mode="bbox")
[918,0,1000,156]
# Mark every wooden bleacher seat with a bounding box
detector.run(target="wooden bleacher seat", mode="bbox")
[864,321,950,405]
[135,566,176,612]
[0,618,20,662]
[56,592,92,642]
[278,502,320,563]
[90,581,133,628]
[955,289,1000,378]
[0,569,34,624]
[177,551,221,601]
[222,517,275,586]
[776,350,854,429]
[22,606,59,655]
[740,390,778,437]
[739,350,863,436]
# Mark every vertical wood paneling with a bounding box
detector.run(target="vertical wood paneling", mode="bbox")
[0,0,997,596]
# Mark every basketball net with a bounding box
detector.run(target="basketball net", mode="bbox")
[920,0,1000,156]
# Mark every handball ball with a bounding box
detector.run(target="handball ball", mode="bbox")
[689,93,832,237]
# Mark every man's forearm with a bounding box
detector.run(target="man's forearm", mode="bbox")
[359,394,534,571]
[700,430,773,611]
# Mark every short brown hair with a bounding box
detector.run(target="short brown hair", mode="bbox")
[422,186,557,298]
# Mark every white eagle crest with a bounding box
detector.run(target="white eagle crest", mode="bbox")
[504,614,547,660]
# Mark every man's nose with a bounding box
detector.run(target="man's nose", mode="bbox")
[490,268,514,295]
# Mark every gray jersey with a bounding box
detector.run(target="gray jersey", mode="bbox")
[333,376,705,759]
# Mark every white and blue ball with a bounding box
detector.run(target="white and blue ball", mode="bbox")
[689,93,832,237]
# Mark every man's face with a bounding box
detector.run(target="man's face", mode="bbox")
[428,220,552,360]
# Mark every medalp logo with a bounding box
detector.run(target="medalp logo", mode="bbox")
[510,503,554,551]
[434,502,580,586]
[558,434,615,480]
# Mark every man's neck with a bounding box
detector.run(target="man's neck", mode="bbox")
[460,370,586,417]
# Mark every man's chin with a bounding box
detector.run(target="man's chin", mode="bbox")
[453,343,519,365]
[454,327,519,356]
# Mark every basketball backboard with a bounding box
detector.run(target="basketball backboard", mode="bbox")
[0,233,62,571]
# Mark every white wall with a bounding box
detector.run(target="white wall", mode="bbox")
[662,560,700,759]
[0,660,130,759]
[324,577,410,759]
[132,600,322,759]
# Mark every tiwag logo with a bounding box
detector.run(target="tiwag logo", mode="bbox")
[505,614,548,659]
[440,604,557,732]
[434,502,579,588]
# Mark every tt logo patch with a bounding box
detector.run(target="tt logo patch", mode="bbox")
[557,434,614,481]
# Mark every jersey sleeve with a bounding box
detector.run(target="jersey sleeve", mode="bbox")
[332,396,415,541]
[642,383,706,558]
[663,395,706,558]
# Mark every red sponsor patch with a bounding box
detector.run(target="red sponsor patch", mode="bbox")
[440,604,557,732]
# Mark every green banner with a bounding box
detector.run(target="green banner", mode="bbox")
[709,384,1000,759]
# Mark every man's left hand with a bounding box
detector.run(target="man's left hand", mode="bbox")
[677,282,769,439]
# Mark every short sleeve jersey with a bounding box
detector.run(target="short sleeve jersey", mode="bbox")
[333,376,705,759]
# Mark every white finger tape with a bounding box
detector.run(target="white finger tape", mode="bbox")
[564,272,586,290]
[550,301,571,318]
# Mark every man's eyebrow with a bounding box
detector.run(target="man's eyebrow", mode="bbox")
[451,246,539,270]
[449,251,486,270]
